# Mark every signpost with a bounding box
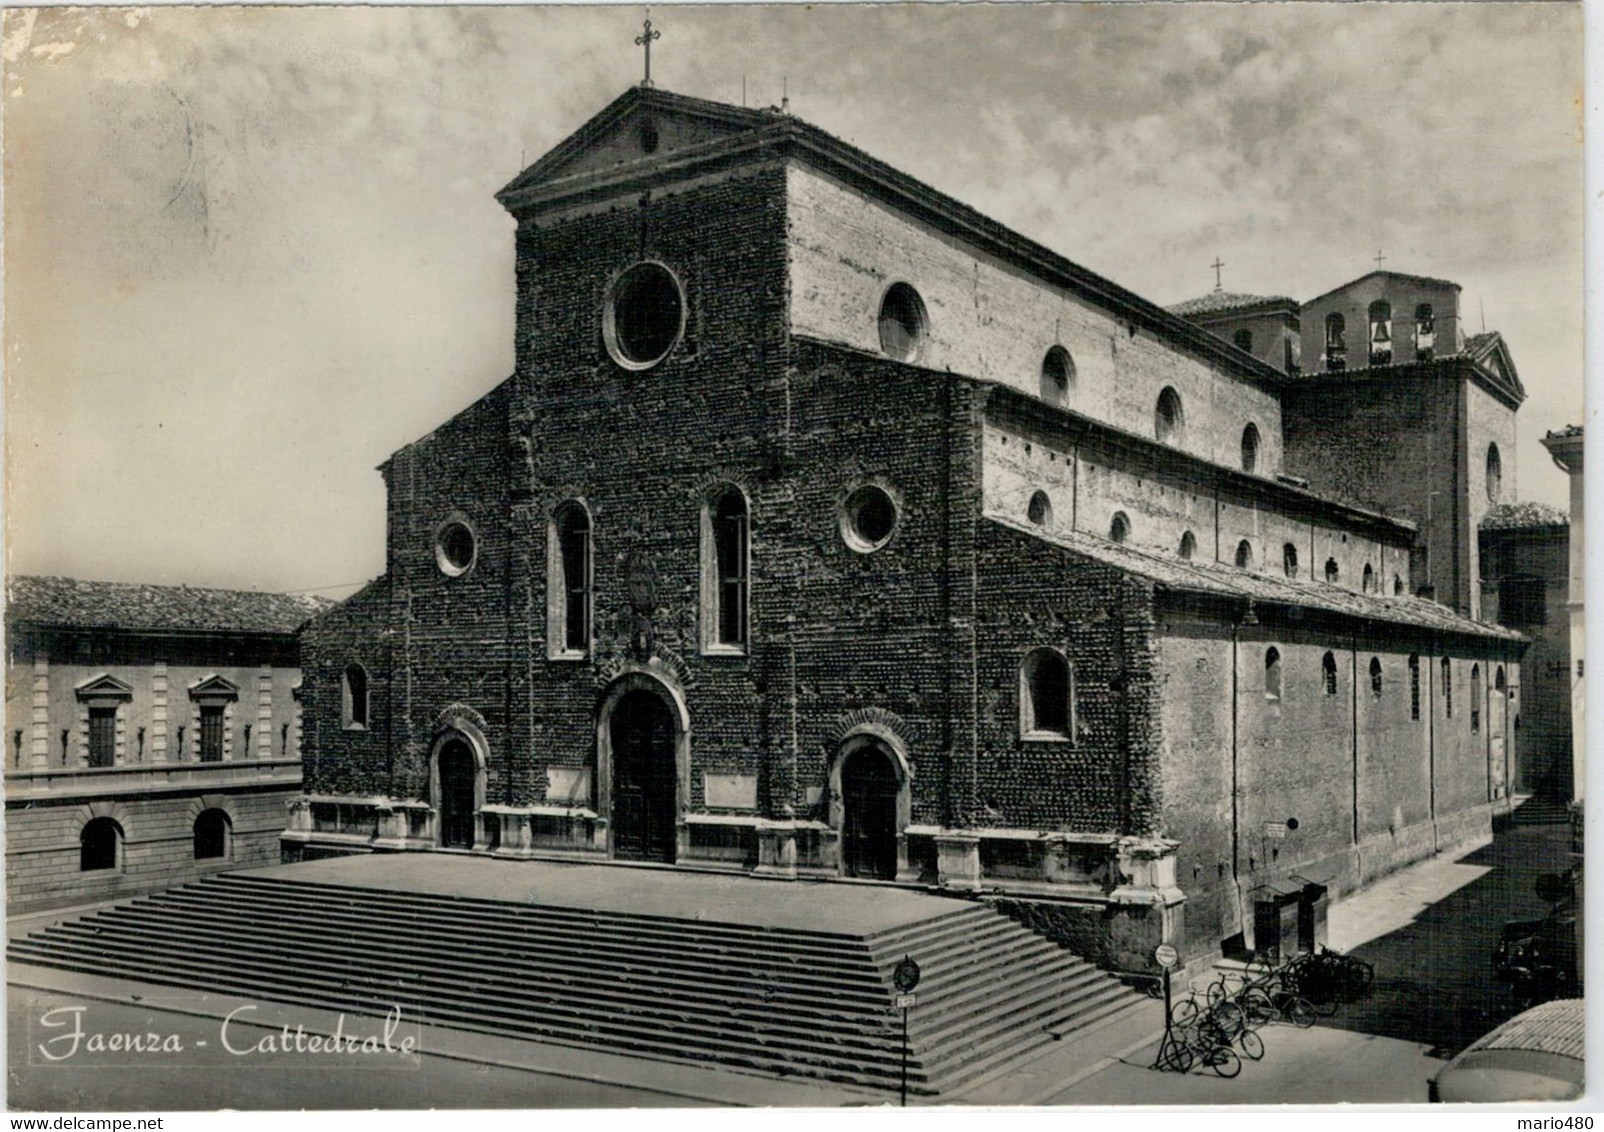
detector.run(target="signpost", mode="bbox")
[1151,943,1183,1072]
[892,955,921,1106]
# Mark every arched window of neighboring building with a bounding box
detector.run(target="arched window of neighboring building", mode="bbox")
[550,501,592,658]
[1283,543,1299,579]
[1471,664,1483,733]
[193,808,231,861]
[1363,563,1375,594]
[1322,652,1338,696]
[1495,666,1507,694]
[1325,312,1347,371]
[1234,329,1254,354]
[80,817,122,872]
[1154,387,1184,445]
[1109,512,1131,544]
[1020,648,1073,739]
[703,485,749,651]
[1486,443,1503,502]
[1241,423,1261,473]
[878,282,928,363]
[1027,490,1052,527]
[1041,346,1074,405]
[1409,654,1421,720]
[1415,303,1435,360]
[1265,647,1283,701]
[1235,540,1254,569]
[1442,656,1453,718]
[1178,530,1197,560]
[1368,300,1393,366]
[1370,656,1383,697]
[342,664,368,730]
[1325,558,1340,584]
[1394,574,1405,596]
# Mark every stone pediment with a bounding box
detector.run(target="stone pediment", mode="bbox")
[74,673,133,701]
[187,673,241,702]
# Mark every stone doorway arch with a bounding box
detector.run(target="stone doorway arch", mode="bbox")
[828,727,913,882]
[595,671,690,863]
[429,727,487,850]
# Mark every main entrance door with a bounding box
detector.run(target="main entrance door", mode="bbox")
[841,744,899,880]
[610,689,677,863]
[438,738,477,849]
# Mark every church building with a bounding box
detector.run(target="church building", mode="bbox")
[293,85,1526,966]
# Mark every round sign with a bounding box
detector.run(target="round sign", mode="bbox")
[892,955,922,993]
[1154,943,1179,969]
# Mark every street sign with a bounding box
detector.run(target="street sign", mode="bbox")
[893,955,922,993]
[1154,943,1179,969]
[894,993,916,1010]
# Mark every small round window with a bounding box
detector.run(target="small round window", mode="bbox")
[878,283,928,363]
[603,261,685,370]
[436,519,477,577]
[842,484,899,553]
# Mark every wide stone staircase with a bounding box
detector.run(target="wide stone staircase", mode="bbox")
[7,871,1139,1097]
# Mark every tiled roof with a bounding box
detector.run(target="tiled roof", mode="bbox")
[1466,998,1584,1062]
[1464,331,1500,359]
[6,575,335,635]
[1168,291,1296,317]
[986,516,1524,642]
[1480,502,1569,531]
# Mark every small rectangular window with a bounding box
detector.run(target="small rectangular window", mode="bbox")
[199,705,225,763]
[88,708,116,768]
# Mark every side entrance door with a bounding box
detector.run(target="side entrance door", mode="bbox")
[438,738,477,849]
[611,690,677,863]
[841,746,899,881]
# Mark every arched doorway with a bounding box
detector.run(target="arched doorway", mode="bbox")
[840,743,900,880]
[437,737,477,849]
[610,689,677,863]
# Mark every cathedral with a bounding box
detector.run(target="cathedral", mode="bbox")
[290,83,1526,967]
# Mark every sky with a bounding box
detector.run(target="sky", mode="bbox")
[2,2,1586,599]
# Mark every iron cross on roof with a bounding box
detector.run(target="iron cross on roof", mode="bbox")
[635,17,661,87]
[1211,256,1225,291]
[1374,248,1387,270]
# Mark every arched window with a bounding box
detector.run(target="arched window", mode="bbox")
[1409,654,1421,720]
[1322,652,1338,696]
[342,664,368,730]
[80,817,121,872]
[193,808,231,861]
[1041,346,1074,405]
[1414,303,1435,360]
[1470,664,1482,733]
[1394,574,1405,596]
[1495,666,1507,694]
[1154,387,1184,445]
[1442,657,1453,718]
[703,486,749,651]
[1368,300,1393,366]
[878,282,928,363]
[1027,490,1052,527]
[1109,512,1130,544]
[1362,563,1375,594]
[1325,312,1347,371]
[1265,647,1283,701]
[1325,558,1340,584]
[1283,543,1299,579]
[1234,329,1254,354]
[550,502,592,658]
[1240,423,1261,473]
[1486,443,1503,503]
[1178,530,1196,560]
[1234,540,1254,569]
[1020,648,1073,739]
[1370,657,1383,697]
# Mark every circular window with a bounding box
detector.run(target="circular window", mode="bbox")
[435,519,477,577]
[1040,346,1074,405]
[878,282,928,363]
[1027,490,1052,527]
[603,262,686,371]
[1486,442,1503,502]
[841,484,899,552]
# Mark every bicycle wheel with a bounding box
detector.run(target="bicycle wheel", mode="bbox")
[1237,1029,1265,1061]
[1205,1044,1242,1079]
[1211,999,1247,1038]
[1286,996,1317,1028]
[1241,986,1276,1028]
[1154,1032,1194,1074]
[1171,997,1201,1029]
[1206,979,1229,1009]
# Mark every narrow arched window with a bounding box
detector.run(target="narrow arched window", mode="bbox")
[1362,563,1375,594]
[1234,329,1254,354]
[1325,558,1340,584]
[550,502,592,658]
[80,817,121,872]
[342,664,368,730]
[1442,657,1453,718]
[1322,652,1338,696]
[1027,490,1052,527]
[703,486,749,651]
[1470,664,1482,733]
[1265,648,1283,701]
[1283,543,1299,579]
[1394,574,1405,596]
[1415,303,1435,360]
[1325,312,1347,371]
[1495,666,1507,694]
[1178,531,1196,560]
[1486,443,1503,502]
[1109,512,1130,544]
[1021,648,1073,739]
[194,808,231,860]
[1368,300,1392,366]
[1235,539,1254,569]
[1154,387,1184,445]
[1409,654,1421,720]
[1241,423,1261,473]
[1370,657,1383,697]
[1041,346,1074,405]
